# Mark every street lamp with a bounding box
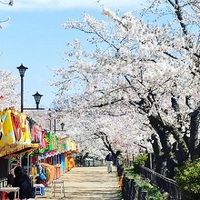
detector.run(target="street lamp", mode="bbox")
[60,122,65,131]
[53,119,65,133]
[33,91,43,109]
[17,64,28,112]
[17,64,44,111]
[47,109,65,133]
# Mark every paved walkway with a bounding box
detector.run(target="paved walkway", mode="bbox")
[37,166,122,200]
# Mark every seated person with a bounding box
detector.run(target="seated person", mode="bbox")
[35,176,42,184]
[36,164,47,186]
[7,166,35,200]
[34,176,45,196]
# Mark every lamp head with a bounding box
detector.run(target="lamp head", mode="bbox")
[33,91,43,108]
[17,64,28,77]
[60,122,65,131]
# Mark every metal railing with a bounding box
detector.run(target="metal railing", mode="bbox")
[140,166,182,199]
[82,159,105,167]
[122,175,137,200]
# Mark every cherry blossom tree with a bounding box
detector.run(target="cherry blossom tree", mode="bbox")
[0,68,20,110]
[52,0,200,177]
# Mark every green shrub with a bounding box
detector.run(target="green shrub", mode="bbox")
[123,167,166,200]
[123,167,138,179]
[133,153,148,173]
[174,158,200,200]
[138,180,165,200]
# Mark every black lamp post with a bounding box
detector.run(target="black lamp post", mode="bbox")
[53,119,65,133]
[17,64,28,112]
[48,109,65,133]
[17,64,44,111]
[33,91,43,109]
[60,122,65,131]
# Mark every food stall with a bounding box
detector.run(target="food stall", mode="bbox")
[0,108,40,177]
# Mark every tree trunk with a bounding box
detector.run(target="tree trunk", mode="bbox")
[190,106,200,160]
[148,114,189,177]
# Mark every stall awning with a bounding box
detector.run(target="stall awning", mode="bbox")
[0,143,40,158]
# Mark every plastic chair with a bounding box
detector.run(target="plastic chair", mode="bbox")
[50,179,66,199]
[34,184,45,196]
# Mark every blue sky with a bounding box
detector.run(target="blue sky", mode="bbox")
[0,0,145,109]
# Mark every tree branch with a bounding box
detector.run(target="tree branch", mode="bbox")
[92,97,124,108]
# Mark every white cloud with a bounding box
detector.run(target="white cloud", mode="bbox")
[0,0,146,11]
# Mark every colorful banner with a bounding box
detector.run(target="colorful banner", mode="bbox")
[0,108,31,148]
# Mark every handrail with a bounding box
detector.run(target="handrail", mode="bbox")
[140,166,182,199]
[140,166,176,184]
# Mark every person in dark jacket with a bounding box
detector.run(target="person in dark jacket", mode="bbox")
[8,166,35,200]
[105,152,114,173]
